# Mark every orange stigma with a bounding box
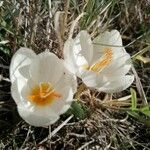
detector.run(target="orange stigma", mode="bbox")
[28,82,61,106]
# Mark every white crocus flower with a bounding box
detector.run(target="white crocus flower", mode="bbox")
[10,48,77,127]
[64,30,134,93]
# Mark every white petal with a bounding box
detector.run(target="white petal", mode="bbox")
[92,30,125,63]
[20,78,36,103]
[29,51,64,84]
[74,30,93,64]
[18,65,30,79]
[20,65,75,117]
[50,86,74,115]
[18,83,73,126]
[93,30,122,47]
[98,75,134,93]
[10,47,36,83]
[17,104,59,127]
[21,68,76,115]
[60,104,71,114]
[64,39,79,74]
[109,30,123,46]
[11,78,27,105]
[81,71,106,88]
[63,67,77,93]
[64,31,93,76]
[50,69,76,114]
[113,64,131,76]
[101,53,132,76]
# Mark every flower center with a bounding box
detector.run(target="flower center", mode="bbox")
[83,48,113,72]
[28,82,61,106]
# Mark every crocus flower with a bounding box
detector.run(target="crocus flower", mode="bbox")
[64,30,134,93]
[10,48,77,127]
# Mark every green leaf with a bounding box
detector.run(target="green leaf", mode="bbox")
[128,110,150,127]
[0,46,10,55]
[140,105,150,117]
[127,111,139,118]
[71,101,86,120]
[130,88,137,111]
[65,101,87,120]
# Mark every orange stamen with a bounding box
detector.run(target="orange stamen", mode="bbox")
[28,83,61,106]
[90,48,113,72]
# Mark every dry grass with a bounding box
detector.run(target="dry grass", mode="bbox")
[0,0,150,149]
